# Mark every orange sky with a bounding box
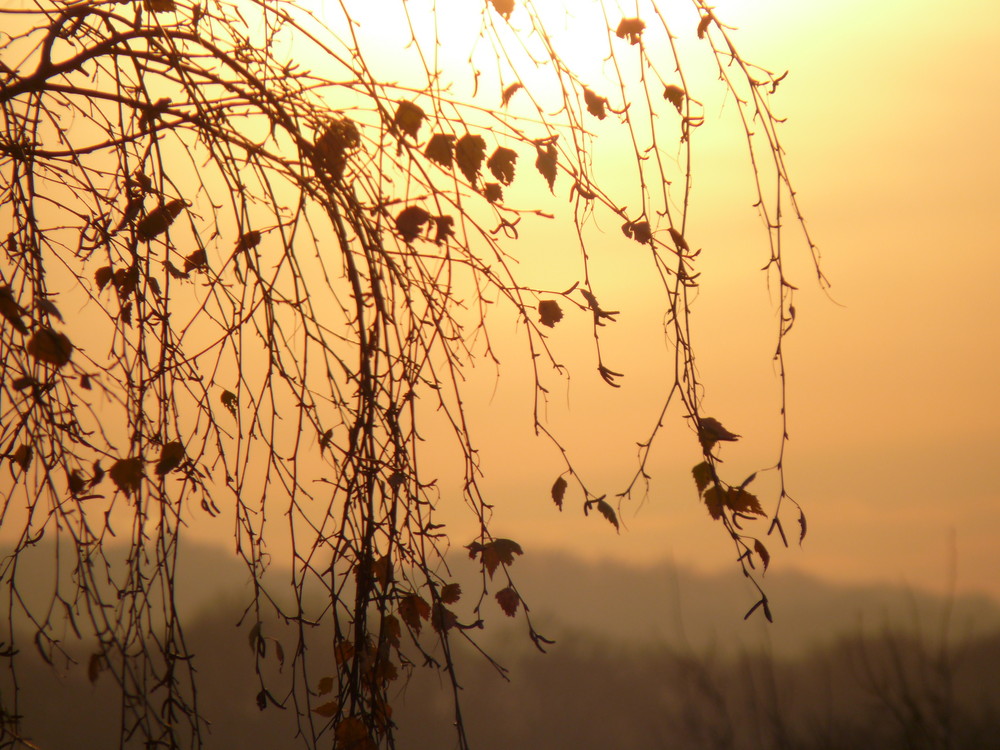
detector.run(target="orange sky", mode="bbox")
[3,0,997,604]
[396,0,1000,599]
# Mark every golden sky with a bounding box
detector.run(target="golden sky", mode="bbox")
[400,0,1000,599]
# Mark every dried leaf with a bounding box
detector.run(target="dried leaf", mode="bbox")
[12,376,36,392]
[616,17,646,45]
[136,199,185,241]
[697,416,740,452]
[235,230,262,253]
[669,227,690,252]
[487,146,518,185]
[440,583,462,604]
[109,457,144,496]
[11,444,32,472]
[703,485,725,520]
[372,554,392,589]
[36,298,62,322]
[484,182,503,204]
[596,498,619,531]
[334,639,354,666]
[691,462,714,493]
[221,389,238,418]
[0,286,28,334]
[697,13,712,38]
[112,267,139,301]
[95,266,113,291]
[314,118,360,180]
[432,215,455,245]
[155,440,184,475]
[381,614,402,648]
[663,84,685,113]
[538,300,563,328]
[183,249,208,273]
[495,587,520,617]
[725,487,765,516]
[488,0,514,20]
[392,100,424,141]
[425,133,455,167]
[68,469,86,495]
[395,206,431,243]
[754,539,770,571]
[335,716,373,750]
[583,88,607,120]
[621,219,652,244]
[317,676,335,696]
[501,82,522,106]
[551,476,567,510]
[467,538,523,578]
[27,328,73,368]
[431,603,457,633]
[398,594,430,634]
[313,700,340,717]
[455,134,487,186]
[165,261,189,280]
[535,142,557,191]
[798,509,808,543]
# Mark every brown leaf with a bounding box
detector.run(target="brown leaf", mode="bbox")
[663,84,685,113]
[109,457,144,496]
[488,0,514,20]
[425,133,455,167]
[495,587,520,617]
[596,499,619,531]
[27,328,73,368]
[312,699,339,717]
[455,134,487,186]
[381,613,402,647]
[395,206,431,243]
[754,539,770,571]
[136,199,185,241]
[501,82,523,106]
[11,444,32,473]
[703,485,725,520]
[334,639,354,666]
[669,227,690,252]
[798,509,808,543]
[372,554,392,589]
[551,475,567,510]
[583,88,607,120]
[616,17,646,45]
[314,118,361,180]
[440,583,462,604]
[484,182,503,204]
[0,286,28,334]
[697,13,712,38]
[183,249,208,274]
[36,298,62,322]
[691,462,714,493]
[164,261,189,280]
[317,676,334,696]
[95,266,113,292]
[392,100,424,141]
[725,487,765,516]
[235,230,262,252]
[68,469,86,495]
[155,440,184,475]
[431,603,457,633]
[697,416,740,452]
[398,594,430,634]
[621,219,652,244]
[467,538,523,578]
[112,267,139,301]
[487,146,518,185]
[335,716,374,750]
[432,215,455,245]
[538,300,563,328]
[220,389,238,417]
[535,142,557,191]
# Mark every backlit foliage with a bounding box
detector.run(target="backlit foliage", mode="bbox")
[0,0,822,747]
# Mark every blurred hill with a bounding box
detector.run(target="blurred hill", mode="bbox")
[3,541,1000,748]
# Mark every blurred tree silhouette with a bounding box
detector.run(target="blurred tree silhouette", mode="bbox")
[0,0,823,747]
